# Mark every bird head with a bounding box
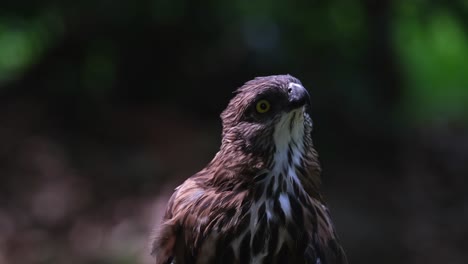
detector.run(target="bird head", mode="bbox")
[219,75,313,167]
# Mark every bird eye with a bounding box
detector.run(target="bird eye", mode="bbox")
[255,99,271,113]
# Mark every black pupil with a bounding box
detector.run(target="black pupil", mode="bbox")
[260,103,267,110]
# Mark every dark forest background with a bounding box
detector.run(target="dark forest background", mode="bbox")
[1,0,468,263]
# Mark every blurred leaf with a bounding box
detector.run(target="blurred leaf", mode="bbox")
[0,11,63,85]
[151,0,187,24]
[394,5,468,122]
[82,42,117,97]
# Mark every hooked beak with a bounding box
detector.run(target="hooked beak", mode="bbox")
[287,83,310,111]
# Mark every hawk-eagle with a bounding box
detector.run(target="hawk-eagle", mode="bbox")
[152,75,347,264]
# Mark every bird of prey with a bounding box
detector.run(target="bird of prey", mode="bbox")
[152,75,347,264]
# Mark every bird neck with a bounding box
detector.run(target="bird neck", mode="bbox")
[261,131,322,201]
[206,145,266,188]
[206,137,322,200]
[265,112,322,199]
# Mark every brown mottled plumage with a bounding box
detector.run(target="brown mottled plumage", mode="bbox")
[152,75,347,264]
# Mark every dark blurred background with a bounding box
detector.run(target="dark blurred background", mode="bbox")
[1,0,467,263]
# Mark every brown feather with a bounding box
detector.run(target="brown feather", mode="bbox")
[152,75,347,264]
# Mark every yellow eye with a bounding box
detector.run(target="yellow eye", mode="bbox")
[256,99,271,113]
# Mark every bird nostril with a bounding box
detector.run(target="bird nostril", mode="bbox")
[287,87,293,94]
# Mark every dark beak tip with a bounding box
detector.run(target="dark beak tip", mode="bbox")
[288,84,310,110]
